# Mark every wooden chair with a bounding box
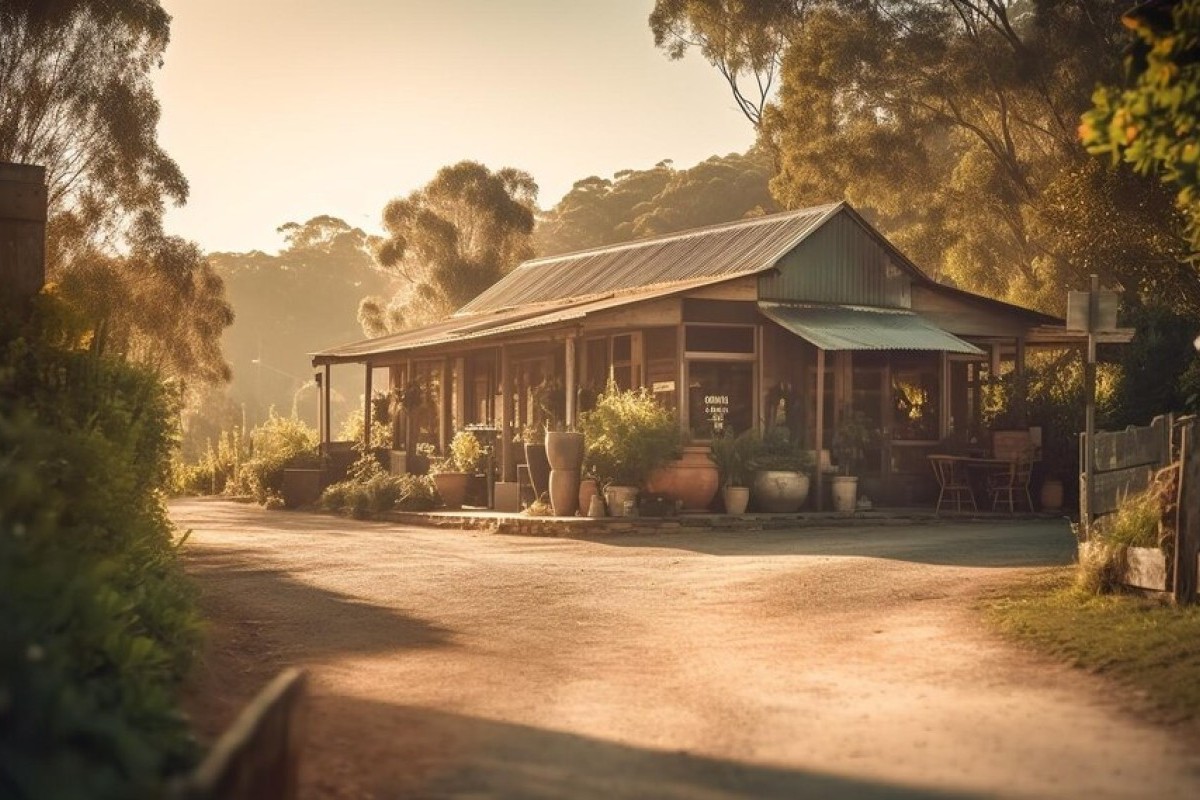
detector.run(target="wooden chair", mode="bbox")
[929,455,977,513]
[987,455,1033,512]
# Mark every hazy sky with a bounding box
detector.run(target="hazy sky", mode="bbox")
[153,0,756,254]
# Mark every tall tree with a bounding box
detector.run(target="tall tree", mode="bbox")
[209,216,390,425]
[653,1,1198,314]
[1081,0,1200,254]
[362,161,537,334]
[535,150,777,257]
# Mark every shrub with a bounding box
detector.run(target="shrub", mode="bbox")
[228,412,319,504]
[580,384,682,487]
[747,426,813,473]
[432,430,485,474]
[319,453,437,518]
[0,300,202,797]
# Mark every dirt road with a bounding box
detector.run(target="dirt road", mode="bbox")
[174,499,1200,799]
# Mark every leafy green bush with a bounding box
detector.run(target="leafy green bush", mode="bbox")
[319,454,436,517]
[432,430,485,474]
[580,384,682,487]
[1,300,202,798]
[170,426,250,496]
[230,412,319,503]
[747,426,813,473]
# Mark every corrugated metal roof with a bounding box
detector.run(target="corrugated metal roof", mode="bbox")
[759,302,984,354]
[311,277,724,362]
[459,203,844,314]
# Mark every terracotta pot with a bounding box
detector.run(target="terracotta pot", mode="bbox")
[831,475,858,512]
[645,447,719,511]
[524,442,550,499]
[722,486,750,515]
[578,479,598,516]
[545,430,584,471]
[549,468,580,516]
[751,470,810,513]
[605,485,639,517]
[1040,477,1064,512]
[432,472,469,510]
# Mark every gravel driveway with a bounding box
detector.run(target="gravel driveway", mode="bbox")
[174,499,1200,799]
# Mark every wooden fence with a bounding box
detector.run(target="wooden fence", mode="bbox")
[1080,414,1200,604]
[170,669,307,800]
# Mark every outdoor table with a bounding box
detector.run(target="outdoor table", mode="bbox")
[929,454,1024,512]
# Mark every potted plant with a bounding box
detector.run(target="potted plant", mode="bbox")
[831,410,875,512]
[430,431,484,510]
[748,426,813,512]
[517,424,551,502]
[579,383,682,517]
[647,441,720,512]
[545,421,584,515]
[709,429,755,514]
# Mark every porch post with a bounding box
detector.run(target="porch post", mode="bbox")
[404,358,413,453]
[989,343,1002,380]
[565,334,577,427]
[500,345,512,482]
[363,361,373,449]
[439,358,449,452]
[321,363,332,451]
[1015,336,1027,377]
[815,348,826,512]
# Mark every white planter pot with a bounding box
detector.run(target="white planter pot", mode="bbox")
[831,475,858,512]
[605,485,640,517]
[751,470,810,513]
[722,486,750,515]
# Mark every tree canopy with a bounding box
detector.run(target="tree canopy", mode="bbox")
[652,0,1198,314]
[535,150,778,257]
[361,161,537,334]
[1081,0,1200,255]
[0,0,233,384]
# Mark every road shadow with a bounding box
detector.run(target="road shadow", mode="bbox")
[185,544,455,662]
[304,696,982,799]
[567,520,1078,569]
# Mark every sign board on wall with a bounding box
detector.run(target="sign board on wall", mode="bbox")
[1066,289,1119,333]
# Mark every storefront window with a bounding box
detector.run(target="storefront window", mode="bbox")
[687,361,753,439]
[891,356,940,441]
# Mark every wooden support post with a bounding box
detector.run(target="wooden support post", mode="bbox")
[1174,420,1199,605]
[815,348,826,512]
[1078,431,1089,540]
[362,362,373,450]
[565,335,577,428]
[989,343,1002,380]
[321,364,332,451]
[500,345,512,482]
[1015,336,1027,377]
[1084,274,1099,545]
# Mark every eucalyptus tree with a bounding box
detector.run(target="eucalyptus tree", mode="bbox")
[361,161,538,334]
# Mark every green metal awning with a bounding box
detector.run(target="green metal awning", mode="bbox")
[759,302,983,354]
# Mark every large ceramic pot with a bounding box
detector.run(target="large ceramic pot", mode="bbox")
[432,472,469,510]
[830,475,858,512]
[524,442,550,500]
[605,485,640,517]
[722,486,750,515]
[645,447,720,512]
[545,431,585,471]
[751,470,810,513]
[549,469,580,516]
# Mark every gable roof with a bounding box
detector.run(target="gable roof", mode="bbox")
[459,202,852,314]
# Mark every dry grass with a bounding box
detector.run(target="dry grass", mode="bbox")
[986,568,1200,723]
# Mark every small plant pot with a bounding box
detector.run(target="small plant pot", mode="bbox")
[831,475,858,512]
[605,485,640,517]
[578,479,598,516]
[722,486,750,515]
[432,472,469,510]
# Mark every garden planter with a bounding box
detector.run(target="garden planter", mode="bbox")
[281,468,323,509]
[545,431,585,471]
[605,485,640,517]
[1040,477,1064,512]
[578,479,598,516]
[432,472,469,510]
[831,476,858,512]
[645,447,719,511]
[751,470,810,513]
[523,443,550,500]
[722,486,750,515]
[549,469,580,516]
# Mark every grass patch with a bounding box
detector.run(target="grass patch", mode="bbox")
[986,567,1200,722]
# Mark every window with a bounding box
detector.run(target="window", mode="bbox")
[687,361,754,439]
[891,355,940,441]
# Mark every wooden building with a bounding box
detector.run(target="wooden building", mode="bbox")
[312,202,1090,507]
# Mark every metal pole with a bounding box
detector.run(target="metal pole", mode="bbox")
[815,348,826,512]
[1084,274,1099,539]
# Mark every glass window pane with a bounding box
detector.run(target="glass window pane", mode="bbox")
[686,325,754,353]
[687,361,753,439]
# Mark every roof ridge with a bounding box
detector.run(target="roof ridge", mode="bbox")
[520,202,844,268]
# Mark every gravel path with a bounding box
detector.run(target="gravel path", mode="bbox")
[174,499,1200,799]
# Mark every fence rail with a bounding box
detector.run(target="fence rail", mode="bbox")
[1080,414,1199,604]
[170,668,307,800]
